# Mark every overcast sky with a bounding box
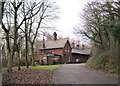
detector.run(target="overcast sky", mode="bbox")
[1,0,93,44]
[54,0,94,43]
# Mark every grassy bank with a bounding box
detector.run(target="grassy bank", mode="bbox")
[86,52,118,74]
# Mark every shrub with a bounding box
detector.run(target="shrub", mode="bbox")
[87,52,108,70]
[86,51,118,74]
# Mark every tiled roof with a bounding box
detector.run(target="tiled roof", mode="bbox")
[72,49,90,55]
[39,38,68,49]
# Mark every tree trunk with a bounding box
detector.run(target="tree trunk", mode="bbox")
[17,51,20,70]
[118,41,120,73]
[31,43,35,66]
[7,51,12,72]
[6,33,12,72]
[25,38,29,68]
[25,24,29,68]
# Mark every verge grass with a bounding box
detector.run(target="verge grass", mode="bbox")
[30,65,60,70]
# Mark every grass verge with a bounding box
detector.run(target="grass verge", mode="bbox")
[30,64,60,70]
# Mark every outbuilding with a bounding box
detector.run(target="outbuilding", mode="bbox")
[72,49,90,63]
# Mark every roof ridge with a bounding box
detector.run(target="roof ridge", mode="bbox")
[45,38,68,42]
[38,38,69,49]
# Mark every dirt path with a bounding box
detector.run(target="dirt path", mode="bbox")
[53,63,118,84]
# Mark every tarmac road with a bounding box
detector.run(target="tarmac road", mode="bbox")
[53,63,118,84]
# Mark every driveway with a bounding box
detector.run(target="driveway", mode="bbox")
[53,63,118,84]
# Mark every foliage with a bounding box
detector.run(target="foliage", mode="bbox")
[75,1,120,74]
[30,65,60,70]
[87,52,107,70]
[87,51,118,74]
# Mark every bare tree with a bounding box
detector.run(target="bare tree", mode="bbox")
[27,0,59,66]
[2,0,48,72]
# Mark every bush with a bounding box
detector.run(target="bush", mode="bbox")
[86,51,118,74]
[105,63,118,74]
[87,52,108,69]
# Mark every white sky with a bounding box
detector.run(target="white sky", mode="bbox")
[54,0,94,43]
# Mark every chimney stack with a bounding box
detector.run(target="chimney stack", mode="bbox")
[76,44,79,49]
[53,32,57,41]
[43,38,45,48]
[76,40,80,49]
[43,33,45,48]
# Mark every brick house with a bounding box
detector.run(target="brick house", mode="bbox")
[35,32,72,65]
